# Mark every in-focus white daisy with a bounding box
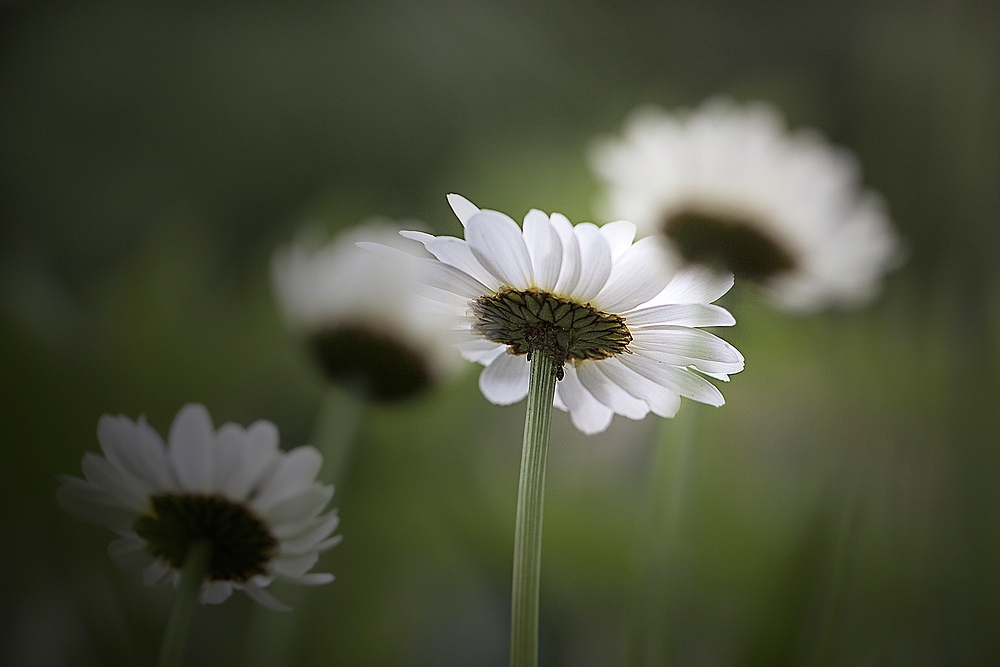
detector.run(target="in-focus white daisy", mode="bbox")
[272,222,460,401]
[363,195,744,435]
[57,404,340,611]
[590,98,903,312]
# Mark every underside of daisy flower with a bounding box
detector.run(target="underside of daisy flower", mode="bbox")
[369,194,744,434]
[470,288,632,379]
[664,208,797,282]
[58,404,340,611]
[133,493,278,583]
[272,224,459,401]
[590,99,903,311]
[311,324,432,401]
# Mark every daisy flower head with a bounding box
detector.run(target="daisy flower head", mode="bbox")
[590,98,903,312]
[365,194,744,435]
[272,222,461,401]
[57,404,340,611]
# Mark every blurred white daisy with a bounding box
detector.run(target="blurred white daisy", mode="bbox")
[590,98,903,312]
[272,222,460,401]
[363,195,744,435]
[57,404,340,611]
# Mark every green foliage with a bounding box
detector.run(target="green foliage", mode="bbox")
[1,1,998,665]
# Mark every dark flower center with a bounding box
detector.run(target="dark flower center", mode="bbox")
[133,493,278,583]
[664,209,796,281]
[470,289,632,378]
[311,324,432,402]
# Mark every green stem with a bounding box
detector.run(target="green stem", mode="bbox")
[510,351,558,667]
[312,384,367,487]
[158,540,211,667]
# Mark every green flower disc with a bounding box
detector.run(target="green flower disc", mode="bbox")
[664,209,796,281]
[134,494,278,583]
[470,289,632,377]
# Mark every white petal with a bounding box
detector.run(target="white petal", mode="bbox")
[456,339,504,352]
[282,572,335,586]
[199,581,234,605]
[271,552,319,578]
[522,209,562,291]
[619,354,725,407]
[598,220,637,260]
[447,193,480,226]
[591,236,672,312]
[460,342,507,366]
[212,424,245,493]
[167,404,215,492]
[56,476,137,530]
[478,353,530,405]
[143,560,174,587]
[399,231,501,291]
[625,303,735,328]
[107,536,155,573]
[278,512,341,555]
[651,266,734,305]
[551,213,582,296]
[97,415,174,492]
[575,362,650,420]
[221,420,280,500]
[357,243,491,300]
[597,358,681,418]
[80,453,149,510]
[630,347,744,377]
[253,446,324,510]
[466,211,534,289]
[309,535,344,552]
[241,582,291,611]
[555,365,614,434]
[630,327,744,373]
[568,223,613,303]
[260,485,333,525]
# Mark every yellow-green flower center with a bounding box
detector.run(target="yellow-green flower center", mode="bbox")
[133,493,278,583]
[664,209,796,281]
[470,289,632,378]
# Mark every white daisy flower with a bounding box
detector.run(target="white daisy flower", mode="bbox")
[362,195,744,435]
[590,98,903,312]
[57,404,340,611]
[272,222,460,401]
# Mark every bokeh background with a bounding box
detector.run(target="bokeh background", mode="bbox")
[1,1,998,665]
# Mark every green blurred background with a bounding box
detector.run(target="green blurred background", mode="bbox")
[1,1,998,665]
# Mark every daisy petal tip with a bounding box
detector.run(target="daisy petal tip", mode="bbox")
[399,230,431,242]
[447,193,480,226]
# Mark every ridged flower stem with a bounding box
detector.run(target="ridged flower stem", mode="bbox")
[158,540,211,667]
[510,351,558,667]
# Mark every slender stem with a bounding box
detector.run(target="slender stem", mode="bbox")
[158,540,211,667]
[510,351,558,667]
[312,384,367,487]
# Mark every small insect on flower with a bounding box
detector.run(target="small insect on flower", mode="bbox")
[360,195,744,434]
[591,98,903,311]
[57,404,340,610]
